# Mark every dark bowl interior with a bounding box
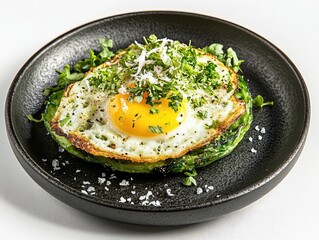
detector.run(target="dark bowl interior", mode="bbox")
[5,11,310,225]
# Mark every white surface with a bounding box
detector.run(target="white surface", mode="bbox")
[1,0,318,239]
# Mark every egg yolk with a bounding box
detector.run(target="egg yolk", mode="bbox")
[108,92,187,137]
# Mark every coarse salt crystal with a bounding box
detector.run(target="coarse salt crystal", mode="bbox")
[251,148,257,153]
[260,127,266,134]
[58,146,65,152]
[196,187,203,195]
[75,169,81,173]
[249,137,253,142]
[255,125,260,131]
[87,186,95,192]
[258,135,263,140]
[119,197,126,203]
[81,190,88,195]
[98,177,106,185]
[166,188,175,197]
[109,174,117,179]
[83,181,90,185]
[131,191,136,194]
[139,191,153,201]
[52,159,60,171]
[104,186,109,191]
[119,179,130,186]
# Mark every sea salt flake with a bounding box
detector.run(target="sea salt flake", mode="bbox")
[81,190,88,195]
[260,127,266,134]
[52,159,60,171]
[249,137,253,142]
[101,172,106,177]
[109,174,117,179]
[255,125,260,131]
[104,186,109,191]
[141,200,149,205]
[131,191,136,195]
[148,200,161,207]
[127,197,132,202]
[258,135,263,140]
[119,197,126,203]
[87,186,95,192]
[58,146,65,152]
[98,177,106,185]
[76,169,81,173]
[119,179,130,186]
[166,188,175,197]
[83,181,90,185]
[139,191,153,201]
[196,187,203,195]
[251,148,257,153]
[106,181,111,186]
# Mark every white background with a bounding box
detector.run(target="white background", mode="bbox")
[1,0,318,239]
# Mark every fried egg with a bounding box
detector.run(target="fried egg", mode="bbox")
[50,37,245,163]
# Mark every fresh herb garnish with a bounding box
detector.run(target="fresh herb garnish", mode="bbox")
[182,169,197,186]
[27,113,44,122]
[197,110,208,120]
[253,95,274,107]
[148,125,163,134]
[44,65,84,96]
[205,44,244,73]
[73,39,114,73]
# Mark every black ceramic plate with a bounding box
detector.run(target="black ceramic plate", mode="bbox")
[5,11,310,226]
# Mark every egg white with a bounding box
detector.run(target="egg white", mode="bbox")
[50,40,245,163]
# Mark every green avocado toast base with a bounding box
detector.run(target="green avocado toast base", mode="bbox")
[44,75,252,174]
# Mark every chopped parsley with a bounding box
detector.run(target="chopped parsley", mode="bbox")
[253,95,274,107]
[59,113,71,127]
[149,106,159,114]
[148,125,163,134]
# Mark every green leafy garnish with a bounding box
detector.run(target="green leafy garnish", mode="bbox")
[148,125,163,134]
[225,48,244,73]
[205,44,244,72]
[73,39,114,73]
[27,113,44,122]
[205,43,224,60]
[253,95,274,107]
[44,65,84,96]
[182,169,197,186]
